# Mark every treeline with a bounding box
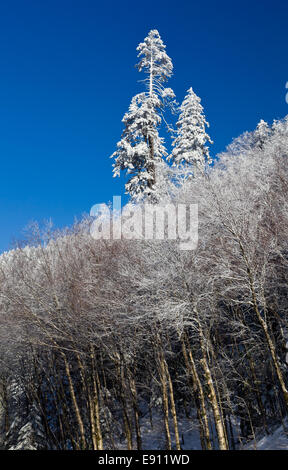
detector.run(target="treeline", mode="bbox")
[0,116,288,449]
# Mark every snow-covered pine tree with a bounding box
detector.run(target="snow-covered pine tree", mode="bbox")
[254,119,270,148]
[170,87,212,173]
[111,30,175,202]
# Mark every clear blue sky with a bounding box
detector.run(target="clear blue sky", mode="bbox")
[0,0,287,252]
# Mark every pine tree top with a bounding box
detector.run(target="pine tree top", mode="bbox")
[136,29,173,83]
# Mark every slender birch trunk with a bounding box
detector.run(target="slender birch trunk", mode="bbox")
[164,359,181,450]
[181,335,212,450]
[128,371,142,450]
[159,351,172,450]
[88,347,103,450]
[62,353,86,449]
[194,310,228,450]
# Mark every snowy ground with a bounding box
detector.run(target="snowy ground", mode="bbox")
[116,412,288,450]
[245,421,288,450]
[113,412,202,450]
[140,414,201,450]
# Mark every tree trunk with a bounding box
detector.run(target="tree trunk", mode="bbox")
[194,311,228,450]
[181,336,212,450]
[62,354,86,449]
[164,360,181,450]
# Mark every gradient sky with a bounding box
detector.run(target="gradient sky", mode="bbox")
[0,0,287,252]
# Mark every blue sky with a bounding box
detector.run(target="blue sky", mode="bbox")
[0,0,287,252]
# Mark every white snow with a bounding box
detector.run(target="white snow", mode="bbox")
[245,421,288,450]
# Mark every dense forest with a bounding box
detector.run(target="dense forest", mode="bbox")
[0,30,288,450]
